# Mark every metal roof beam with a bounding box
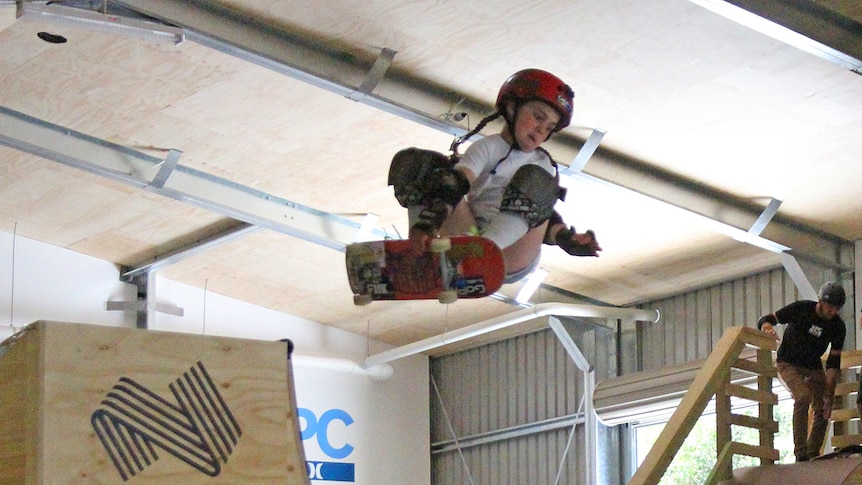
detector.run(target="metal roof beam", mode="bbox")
[114,0,851,270]
[116,0,478,138]
[0,105,383,252]
[690,0,862,73]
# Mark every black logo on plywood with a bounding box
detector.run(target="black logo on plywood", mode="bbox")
[91,361,242,481]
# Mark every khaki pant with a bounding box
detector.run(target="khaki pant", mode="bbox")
[776,362,828,461]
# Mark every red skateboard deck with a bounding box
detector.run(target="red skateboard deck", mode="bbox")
[345,235,505,305]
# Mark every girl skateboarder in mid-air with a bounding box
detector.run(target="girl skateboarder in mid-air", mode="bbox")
[389,68,601,283]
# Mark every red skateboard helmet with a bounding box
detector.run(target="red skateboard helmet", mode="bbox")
[496,69,575,132]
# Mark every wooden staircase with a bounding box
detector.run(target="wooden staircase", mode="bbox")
[718,349,862,485]
[629,326,779,485]
[707,342,780,484]
[629,328,862,485]
[829,349,862,450]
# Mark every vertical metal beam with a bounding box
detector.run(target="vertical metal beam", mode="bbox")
[566,128,606,173]
[150,148,183,189]
[747,198,782,236]
[548,316,598,485]
[779,252,817,300]
[745,198,819,300]
[144,270,157,329]
[856,240,862,350]
[347,47,397,101]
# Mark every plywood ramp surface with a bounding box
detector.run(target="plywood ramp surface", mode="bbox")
[719,456,862,485]
[0,321,310,484]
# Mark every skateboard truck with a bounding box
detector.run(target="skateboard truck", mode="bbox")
[430,238,459,305]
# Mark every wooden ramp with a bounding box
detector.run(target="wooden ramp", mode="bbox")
[719,455,862,485]
[0,321,310,484]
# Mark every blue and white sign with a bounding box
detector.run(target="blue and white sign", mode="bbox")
[300,407,356,482]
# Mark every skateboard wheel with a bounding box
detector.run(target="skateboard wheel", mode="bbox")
[353,294,373,306]
[430,238,451,252]
[438,290,458,304]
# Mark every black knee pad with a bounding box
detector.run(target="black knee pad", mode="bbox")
[500,165,563,228]
[388,148,452,207]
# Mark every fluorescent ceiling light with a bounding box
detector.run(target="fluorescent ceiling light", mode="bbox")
[689,0,862,73]
[515,268,548,304]
[352,213,380,243]
[18,2,183,45]
[559,169,790,254]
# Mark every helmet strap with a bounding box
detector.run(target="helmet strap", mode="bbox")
[502,100,523,151]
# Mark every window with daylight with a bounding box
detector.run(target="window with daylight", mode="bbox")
[632,398,795,485]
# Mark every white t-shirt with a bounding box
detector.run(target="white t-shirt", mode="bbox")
[456,134,556,229]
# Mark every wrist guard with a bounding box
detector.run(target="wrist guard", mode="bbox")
[433,168,470,206]
[555,227,600,256]
[411,201,450,237]
[544,211,565,244]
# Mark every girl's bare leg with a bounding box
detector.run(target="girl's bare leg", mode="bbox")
[438,201,545,277]
[439,199,476,236]
[502,222,547,275]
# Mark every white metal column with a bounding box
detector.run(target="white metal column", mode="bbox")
[548,316,598,485]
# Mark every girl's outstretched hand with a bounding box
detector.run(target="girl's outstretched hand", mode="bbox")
[556,228,602,257]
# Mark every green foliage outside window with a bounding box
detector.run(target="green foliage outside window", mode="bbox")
[635,400,795,485]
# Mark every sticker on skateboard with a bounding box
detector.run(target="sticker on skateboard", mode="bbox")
[345,235,505,305]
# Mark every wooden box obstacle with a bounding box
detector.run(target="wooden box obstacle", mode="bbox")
[0,321,310,484]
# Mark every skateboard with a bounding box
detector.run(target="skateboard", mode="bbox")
[812,444,862,460]
[345,235,505,305]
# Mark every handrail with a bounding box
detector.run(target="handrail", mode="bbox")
[629,326,778,485]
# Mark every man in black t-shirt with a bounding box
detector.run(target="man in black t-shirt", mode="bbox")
[758,282,846,462]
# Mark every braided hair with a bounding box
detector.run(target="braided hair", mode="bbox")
[448,112,501,163]
[447,111,562,181]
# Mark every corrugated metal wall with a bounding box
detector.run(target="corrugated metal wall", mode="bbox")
[639,266,855,371]
[431,321,619,485]
[430,260,855,485]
